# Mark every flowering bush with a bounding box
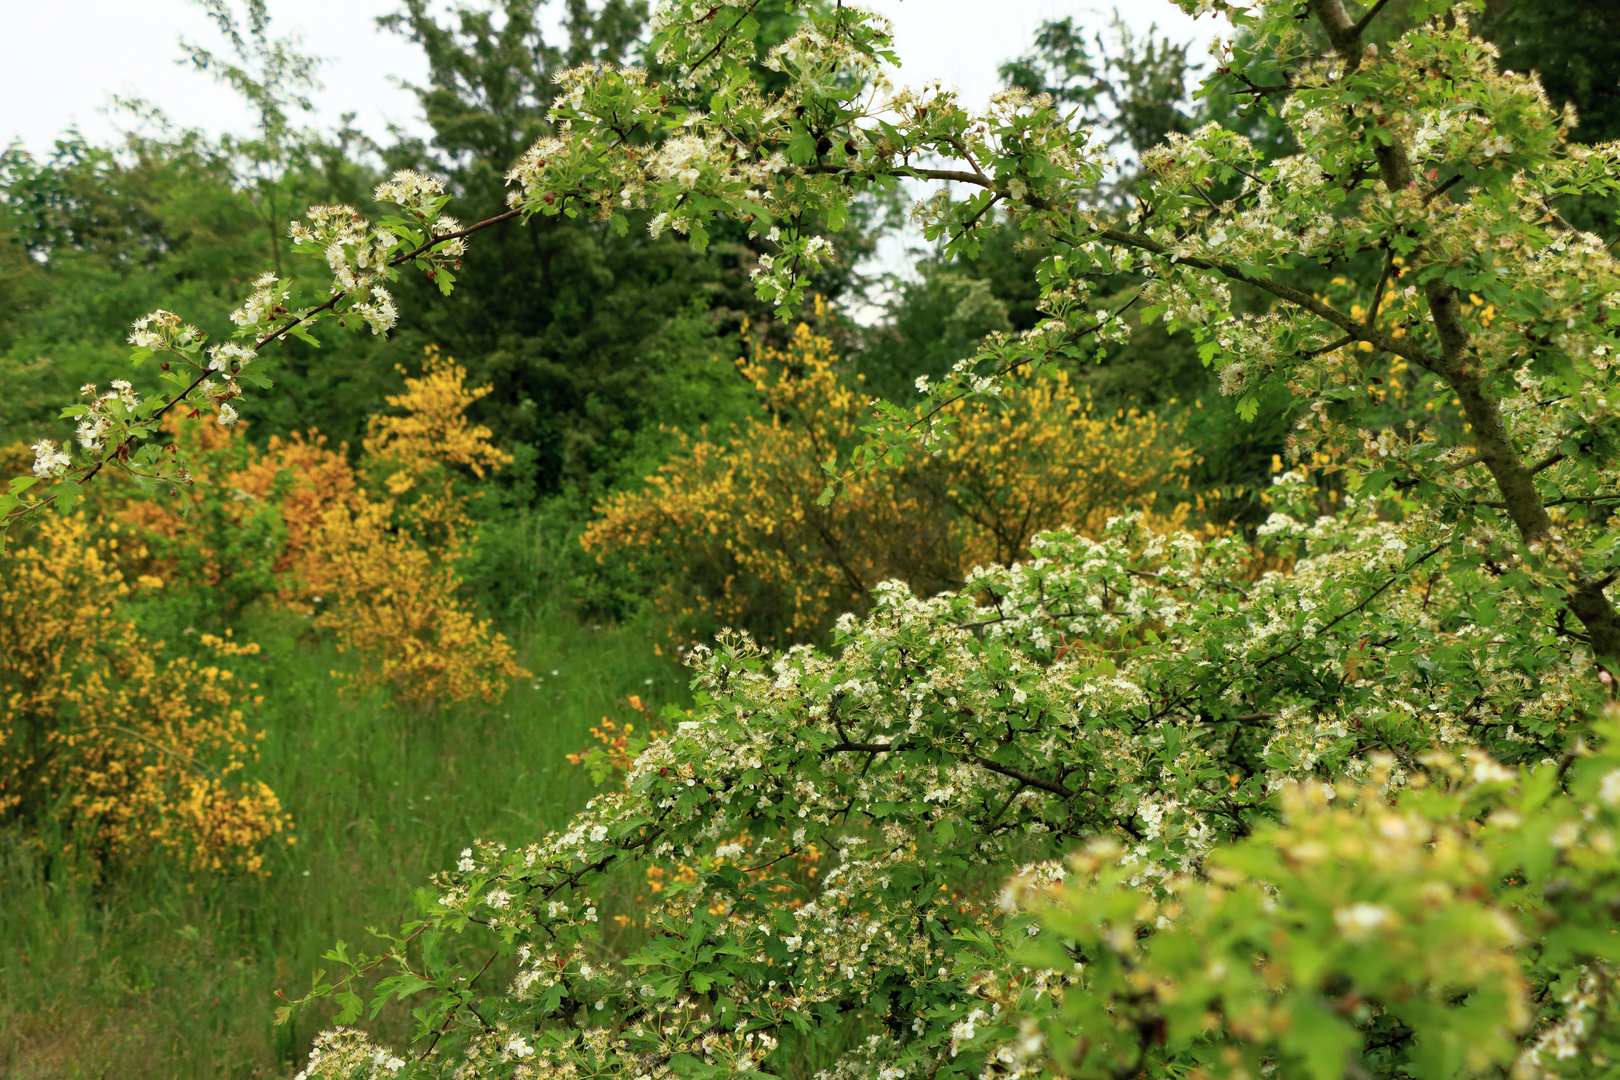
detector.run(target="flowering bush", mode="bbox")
[4,167,478,518]
[293,351,527,706]
[288,477,1615,1078]
[983,739,1620,1080]
[583,319,1192,645]
[118,350,527,707]
[567,695,824,933]
[0,511,289,872]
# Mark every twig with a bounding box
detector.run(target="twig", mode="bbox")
[906,291,1142,433]
[1369,246,1396,323]
[1350,0,1394,38]
[8,207,522,522]
[1422,173,1463,205]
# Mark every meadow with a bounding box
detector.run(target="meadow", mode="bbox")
[1,585,683,1077]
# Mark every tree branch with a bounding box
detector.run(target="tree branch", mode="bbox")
[1308,0,1620,659]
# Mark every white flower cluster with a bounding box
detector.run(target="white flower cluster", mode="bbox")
[207,341,256,377]
[293,1028,406,1080]
[373,168,444,212]
[289,206,399,334]
[229,271,287,332]
[127,308,189,351]
[73,380,140,452]
[1515,965,1613,1075]
[30,439,71,479]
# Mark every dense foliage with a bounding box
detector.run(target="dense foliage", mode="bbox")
[7,0,1620,1077]
[583,316,1191,645]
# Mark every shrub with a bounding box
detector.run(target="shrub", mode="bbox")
[1010,745,1620,1080]
[119,349,527,707]
[582,320,1193,645]
[0,511,289,872]
[289,479,1614,1079]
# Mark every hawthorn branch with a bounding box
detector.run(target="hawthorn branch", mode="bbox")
[803,163,994,187]
[9,207,521,524]
[1095,227,1438,369]
[1350,0,1395,38]
[966,756,1075,799]
[684,0,767,75]
[1310,0,1620,659]
[906,291,1142,433]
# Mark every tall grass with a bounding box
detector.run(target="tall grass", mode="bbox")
[0,596,685,1078]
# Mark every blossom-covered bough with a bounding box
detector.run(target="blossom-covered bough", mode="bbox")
[286,482,1620,1079]
[15,0,1620,1076]
[6,170,505,523]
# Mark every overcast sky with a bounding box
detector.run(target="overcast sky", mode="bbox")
[6,1,1218,157]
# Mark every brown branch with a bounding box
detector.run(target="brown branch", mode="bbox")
[685,0,767,75]
[1307,0,1620,659]
[1472,494,1620,509]
[803,163,992,188]
[1250,543,1446,671]
[1306,334,1355,358]
[1422,173,1463,205]
[966,756,1075,799]
[1369,246,1396,323]
[1350,0,1395,38]
[1531,451,1568,475]
[825,736,1074,799]
[1095,227,1437,369]
[422,949,500,1059]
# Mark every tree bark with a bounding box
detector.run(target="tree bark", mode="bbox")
[1308,0,1620,659]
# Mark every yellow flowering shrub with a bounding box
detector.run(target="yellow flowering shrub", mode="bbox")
[0,511,289,872]
[292,351,526,706]
[582,322,1195,644]
[116,348,527,707]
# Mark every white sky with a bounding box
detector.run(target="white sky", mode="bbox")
[6,1,1219,157]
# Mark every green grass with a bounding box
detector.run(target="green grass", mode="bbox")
[0,600,686,1079]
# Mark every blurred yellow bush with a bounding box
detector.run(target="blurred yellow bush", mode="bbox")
[121,348,527,707]
[582,322,1194,645]
[0,349,525,874]
[0,512,289,872]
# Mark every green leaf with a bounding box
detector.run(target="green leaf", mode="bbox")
[1279,998,1358,1080]
[52,481,83,512]
[334,990,364,1024]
